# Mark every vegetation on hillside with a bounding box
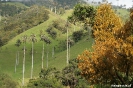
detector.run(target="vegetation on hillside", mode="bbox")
[0,1,131,88]
[27,59,89,88]
[0,72,17,88]
[21,0,85,8]
[0,5,49,45]
[0,1,27,16]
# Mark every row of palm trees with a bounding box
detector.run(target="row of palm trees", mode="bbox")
[14,33,53,86]
[14,22,71,86]
[19,30,70,86]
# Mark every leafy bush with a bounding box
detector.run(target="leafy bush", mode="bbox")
[61,59,89,88]
[40,35,51,44]
[27,59,90,88]
[46,26,57,39]
[52,19,68,34]
[0,72,17,88]
[27,78,63,88]
[72,30,83,42]
[55,38,75,52]
[27,68,63,88]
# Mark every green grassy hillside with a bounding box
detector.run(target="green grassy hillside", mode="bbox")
[0,2,131,87]
[0,4,129,87]
[0,9,93,86]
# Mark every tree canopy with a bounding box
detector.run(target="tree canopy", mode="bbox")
[68,4,96,26]
[77,4,133,86]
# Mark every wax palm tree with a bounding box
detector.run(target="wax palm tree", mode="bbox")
[21,35,27,86]
[49,0,54,12]
[15,39,21,65]
[40,34,45,69]
[46,44,49,68]
[54,1,58,14]
[40,34,51,68]
[14,39,21,73]
[66,21,69,66]
[29,33,37,79]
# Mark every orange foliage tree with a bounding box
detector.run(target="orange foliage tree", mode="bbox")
[77,4,133,85]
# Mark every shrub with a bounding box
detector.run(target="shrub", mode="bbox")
[52,19,68,34]
[27,68,63,88]
[72,30,83,42]
[46,27,57,39]
[61,59,89,88]
[46,26,52,34]
[55,38,75,52]
[40,35,51,44]
[0,72,17,88]
[27,78,63,88]
[27,59,90,88]
[50,30,57,39]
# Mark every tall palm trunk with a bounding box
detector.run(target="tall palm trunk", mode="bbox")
[69,43,70,60]
[22,45,25,86]
[52,47,54,58]
[17,51,19,65]
[51,7,53,12]
[47,44,49,68]
[55,6,56,14]
[29,33,36,79]
[66,28,69,65]
[15,53,17,73]
[31,42,34,79]
[42,42,44,69]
